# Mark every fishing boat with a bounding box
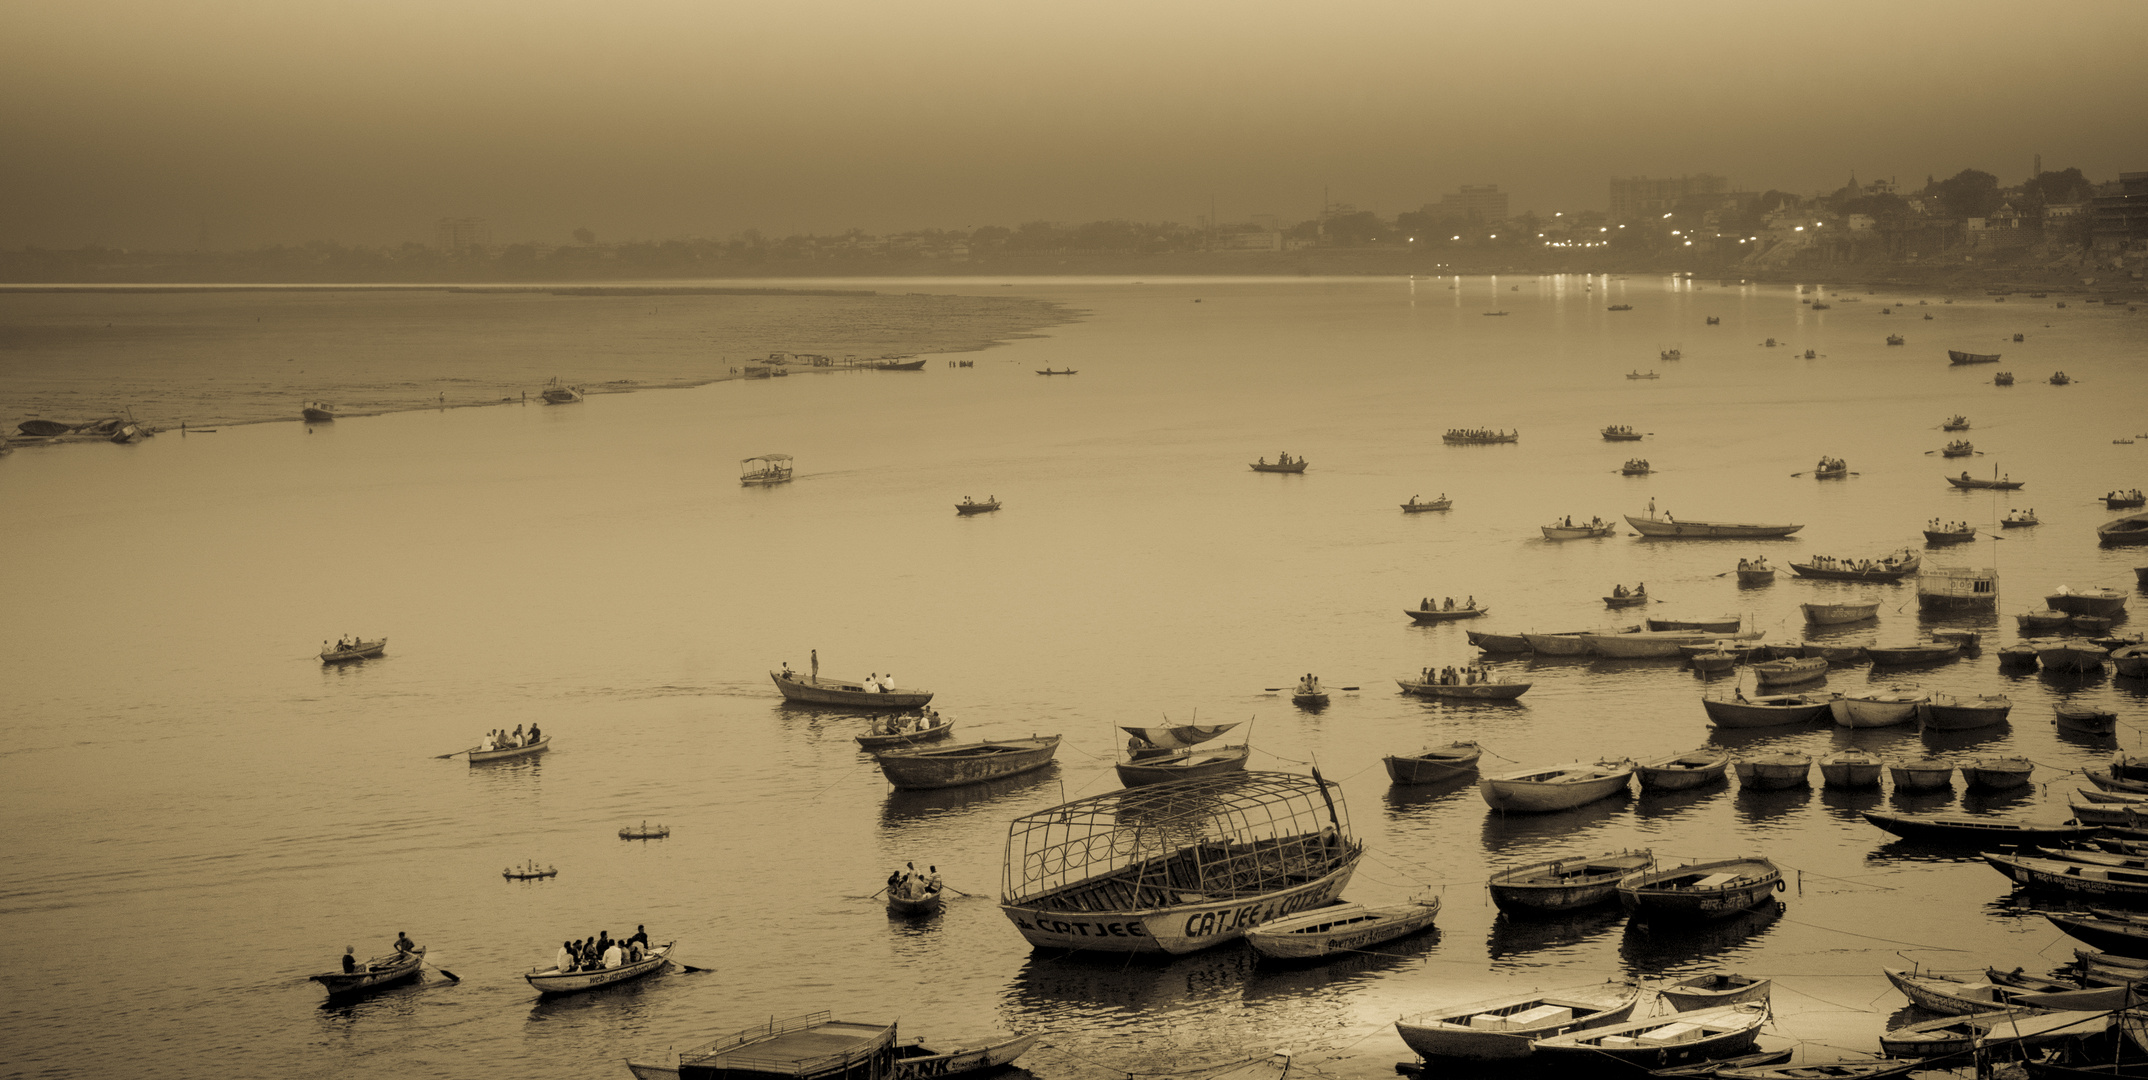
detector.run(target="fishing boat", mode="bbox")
[1397,676,1530,700]
[855,713,955,749]
[1114,744,1250,787]
[1814,456,1849,479]
[876,737,1061,789]
[740,453,794,486]
[619,822,670,840]
[1652,616,1743,633]
[1604,588,1650,608]
[2047,588,2131,618]
[1541,518,1616,539]
[310,946,425,997]
[1751,657,1827,687]
[526,941,672,994]
[1466,630,1532,652]
[1602,425,1644,441]
[1889,759,1953,792]
[1865,813,2096,845]
[540,378,584,403]
[1401,496,1453,512]
[1735,557,1775,585]
[1486,850,1654,913]
[1638,748,1729,791]
[1948,350,2002,364]
[1881,1009,2110,1059]
[1819,749,1883,788]
[1833,688,1929,728]
[1626,505,1803,539]
[1621,458,1652,475]
[997,771,1362,954]
[1702,692,1834,728]
[1384,741,1483,784]
[320,637,387,663]
[1617,858,1783,921]
[1946,471,2024,490]
[1395,980,1641,1061]
[770,669,933,708]
[1734,753,1810,790]
[954,497,1001,515]
[1942,415,1970,431]
[504,860,557,880]
[1660,973,1772,1010]
[1244,897,1441,960]
[1479,759,1635,813]
[471,736,551,763]
[1789,551,1920,582]
[629,1014,896,1080]
[1866,640,1962,665]
[1941,440,1975,458]
[1531,1003,1768,1068]
[1925,693,2012,730]
[2040,641,2112,673]
[301,401,338,422]
[2056,704,2119,736]
[1918,566,1999,612]
[1402,604,1488,623]
[1802,600,1880,625]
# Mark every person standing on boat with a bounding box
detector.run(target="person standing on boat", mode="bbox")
[810,650,818,681]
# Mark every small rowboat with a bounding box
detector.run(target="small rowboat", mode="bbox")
[1889,760,1953,792]
[1998,644,2040,668]
[526,941,672,995]
[302,401,338,422]
[504,862,557,881]
[1541,521,1616,539]
[1249,459,1308,473]
[1689,649,1737,674]
[1244,897,1441,960]
[1402,497,1453,513]
[1035,368,1077,375]
[2101,512,2148,546]
[1948,350,2001,364]
[1617,858,1783,921]
[320,637,387,663]
[2018,609,2073,632]
[471,737,550,763]
[1114,744,1249,787]
[1946,473,2024,490]
[1925,693,2011,730]
[1881,1009,2110,1059]
[1479,759,1635,813]
[540,378,584,403]
[876,736,1062,789]
[1733,753,1810,790]
[1651,616,1743,633]
[1659,973,1772,1010]
[1884,968,2031,1015]
[2057,704,2119,735]
[887,887,943,917]
[16,419,71,436]
[1403,606,1488,622]
[954,498,1001,515]
[855,717,955,749]
[2038,640,2111,673]
[1531,1003,1768,1068]
[619,822,670,840]
[1625,511,1802,539]
[2118,643,2148,678]
[311,947,424,997]
[1395,980,1641,1061]
[1750,656,1827,686]
[1819,750,1883,788]
[771,670,933,709]
[1637,748,1729,791]
[1384,741,1482,784]
[1866,640,1961,665]
[1833,688,1928,728]
[1865,812,2095,846]
[1702,692,1834,728]
[1487,849,1654,913]
[1802,601,1879,625]
[1396,678,1530,700]
[1963,757,2033,790]
[1603,590,1650,608]
[1922,525,1976,545]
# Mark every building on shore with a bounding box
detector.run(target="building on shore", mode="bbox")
[435,217,491,252]
[2091,172,2148,252]
[1430,184,1509,225]
[1609,174,1730,220]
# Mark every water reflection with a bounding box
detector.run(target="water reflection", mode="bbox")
[1617,901,1784,973]
[1920,724,2012,753]
[1479,795,1634,854]
[1733,786,1812,825]
[1008,947,1256,1014]
[1486,907,1626,961]
[1381,771,1480,816]
[879,768,1061,827]
[1960,786,2037,814]
[1817,785,1885,818]
[2116,675,2148,699]
[1243,927,1443,991]
[1633,782,1728,822]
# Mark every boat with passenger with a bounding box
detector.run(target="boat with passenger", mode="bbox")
[1620,458,1651,475]
[1601,424,1643,441]
[320,636,387,663]
[540,378,584,403]
[470,734,550,763]
[740,453,794,486]
[1923,518,1976,544]
[526,939,670,994]
[1789,550,1918,582]
[1735,556,1774,585]
[855,709,954,749]
[1250,453,1307,472]
[1946,470,2022,490]
[1813,456,1848,478]
[1404,598,1487,622]
[954,496,1000,515]
[1401,494,1452,512]
[310,945,425,998]
[1626,502,1801,539]
[771,666,933,708]
[2002,508,2039,527]
[1541,515,1614,539]
[1442,428,1518,444]
[2107,489,2148,510]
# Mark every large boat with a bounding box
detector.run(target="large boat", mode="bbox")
[1946,471,2023,490]
[631,1014,896,1080]
[1617,858,1783,921]
[1702,692,1834,728]
[740,454,794,486]
[1395,980,1641,1061]
[1395,677,1529,700]
[1789,551,1919,582]
[1531,1003,1768,1068]
[1948,350,2001,364]
[876,736,1061,790]
[1383,741,1483,785]
[320,637,387,663]
[1479,759,1635,813]
[540,378,584,403]
[1865,813,2095,846]
[2046,588,2131,619]
[301,401,338,422]
[1833,688,1929,728]
[770,670,933,708]
[310,947,425,997]
[1917,566,1998,612]
[470,736,550,763]
[997,772,1361,955]
[2098,512,2148,546]
[526,941,672,995]
[1983,852,2148,904]
[1802,600,1880,625]
[1881,1009,2110,1060]
[1487,850,1654,913]
[1244,898,1441,960]
[1626,505,1802,539]
[1114,744,1250,787]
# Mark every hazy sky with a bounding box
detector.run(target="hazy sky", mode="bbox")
[5,0,2144,248]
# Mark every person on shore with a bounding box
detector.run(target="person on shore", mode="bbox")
[342,946,359,974]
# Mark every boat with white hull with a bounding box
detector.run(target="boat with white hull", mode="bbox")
[526,941,672,995]
[1395,980,1641,1061]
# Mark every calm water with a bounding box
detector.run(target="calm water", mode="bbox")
[2,275,2144,1080]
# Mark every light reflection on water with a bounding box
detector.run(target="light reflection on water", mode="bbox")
[1,275,2144,1077]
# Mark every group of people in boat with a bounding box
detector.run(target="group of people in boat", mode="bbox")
[1443,428,1515,441]
[1556,515,1607,529]
[1959,470,2009,482]
[1803,553,1903,572]
[330,635,370,651]
[1737,556,1769,572]
[1419,595,1476,611]
[1927,518,1970,534]
[2108,489,2144,502]
[339,932,419,973]
[1814,456,1845,472]
[554,926,653,973]
[959,495,996,506]
[1610,582,1646,597]
[1406,493,1447,505]
[481,723,541,751]
[1622,458,1649,472]
[1421,664,1490,686]
[2005,508,2039,523]
[1257,452,1298,466]
[1295,674,1322,694]
[886,861,942,901]
[870,707,941,735]
[1602,424,1637,436]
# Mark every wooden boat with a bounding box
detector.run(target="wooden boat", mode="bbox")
[310,946,424,997]
[2108,492,2148,511]
[526,941,672,994]
[1964,757,2034,790]
[1949,350,2002,364]
[954,498,1000,515]
[1733,753,1810,790]
[1690,650,1738,674]
[1881,1009,2110,1059]
[1802,601,1880,625]
[1532,1003,1767,1067]
[1832,688,1928,728]
[631,1013,897,1080]
[1942,415,1971,431]
[2044,911,2148,959]
[1803,642,1870,662]
[1889,760,1953,792]
[1604,589,1650,608]
[2047,588,2131,618]
[997,771,1362,954]
[1479,759,1635,813]
[1402,497,1453,512]
[1639,749,1730,791]
[1923,524,1977,545]
[1660,973,1772,1010]
[887,886,943,917]
[1865,812,2093,845]
[2036,847,2148,871]
[1291,684,1329,707]
[1983,852,2148,903]
[1542,520,1616,539]
[1708,1054,1883,1080]
[1395,980,1641,1061]
[301,401,337,421]
[1396,678,1529,700]
[1866,640,1962,665]
[2077,615,2117,634]
[1919,565,2000,612]
[1924,693,2011,730]
[1249,458,1308,473]
[771,670,933,708]
[1487,850,1654,913]
[1588,630,1756,659]
[1621,458,1652,474]
[619,822,670,840]
[1995,371,2015,385]
[1885,968,2031,1015]
[1034,367,1077,375]
[1676,638,1766,660]
[740,453,794,486]
[320,637,387,663]
[2020,609,2075,632]
[876,736,1060,789]
[874,357,929,370]
[2116,643,2148,678]
[2039,641,2112,673]
[471,736,551,763]
[1941,440,1976,458]
[855,716,955,749]
[1820,750,1884,788]
[1114,744,1249,787]
[2003,509,2040,527]
[1626,508,1803,539]
[1947,472,2024,490]
[504,861,557,880]
[1999,644,2041,668]
[1384,742,1483,784]
[1617,858,1783,921]
[1244,897,1441,960]
[1625,371,1659,380]
[1790,552,1921,582]
[1702,692,1834,728]
[1466,630,1532,652]
[16,419,71,436]
[1736,558,1776,585]
[1751,657,1828,686]
[1403,605,1488,623]
[1609,304,1634,311]
[2052,371,2073,385]
[540,378,584,403]
[1442,430,1519,444]
[1602,425,1644,441]
[2057,704,2120,736]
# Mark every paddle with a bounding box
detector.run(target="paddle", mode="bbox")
[423,956,459,982]
[434,749,468,759]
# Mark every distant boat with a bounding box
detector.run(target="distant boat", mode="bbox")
[875,736,1062,789]
[16,419,71,437]
[1626,505,1802,539]
[628,1015,1036,1080]
[1607,304,1633,311]
[2002,509,2039,527]
[740,453,795,486]
[2100,512,2148,546]
[1620,458,1651,474]
[1812,456,1848,478]
[873,357,929,371]
[1618,858,1783,920]
[1923,522,1977,545]
[1395,676,1529,700]
[302,401,337,422]
[1401,496,1453,512]
[2106,490,2147,510]
[1625,370,1659,380]
[1442,429,1518,444]
[1802,600,1880,625]
[1403,604,1487,623]
[1886,334,1905,345]
[1948,350,2001,364]
[1250,457,1308,473]
[954,497,1001,515]
[2051,371,2072,385]
[540,378,584,403]
[1940,439,1975,457]
[1603,588,1649,608]
[1867,640,1962,665]
[1941,415,1970,431]
[1601,425,1644,441]
[320,637,387,663]
[1750,657,1827,687]
[1034,368,1077,375]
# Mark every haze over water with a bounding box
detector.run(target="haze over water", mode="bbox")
[2,276,2145,1080]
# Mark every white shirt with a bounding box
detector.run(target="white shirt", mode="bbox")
[602,945,623,969]
[555,947,572,972]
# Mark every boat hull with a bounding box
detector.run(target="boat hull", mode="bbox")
[878,737,1061,790]
[1465,630,1531,652]
[1702,695,1833,728]
[1618,859,1782,921]
[1384,745,1483,784]
[1245,898,1441,959]
[525,943,672,995]
[312,948,424,997]
[470,737,550,763]
[1396,679,1529,699]
[1626,515,1803,539]
[1479,761,1635,813]
[1733,758,1810,790]
[1531,1004,1767,1067]
[1487,851,1655,914]
[2100,513,2148,546]
[1925,695,2012,730]
[1833,693,1926,728]
[1820,756,1883,788]
[1403,607,1486,622]
[2047,590,2130,618]
[1789,563,1916,583]
[855,722,955,749]
[1638,753,1728,791]
[1542,525,1615,539]
[320,639,387,663]
[1114,745,1250,787]
[1396,982,1640,1061]
[1802,602,1880,625]
[771,671,933,708]
[1001,859,1357,955]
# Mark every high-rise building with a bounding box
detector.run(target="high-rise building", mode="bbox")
[1608,175,1730,220]
[435,217,492,251]
[1432,184,1509,224]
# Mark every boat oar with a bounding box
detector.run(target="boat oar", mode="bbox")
[423,957,460,982]
[433,749,469,759]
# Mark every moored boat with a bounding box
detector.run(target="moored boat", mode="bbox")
[540,378,584,403]
[1866,640,1962,665]
[1395,980,1641,1061]
[1244,898,1441,960]
[1530,1003,1768,1067]
[997,771,1361,954]
[1820,750,1883,788]
[526,941,672,995]
[2019,610,2074,632]
[1384,741,1483,784]
[2056,704,2119,736]
[1465,630,1532,652]
[877,736,1062,790]
[1486,850,1654,914]
[320,637,387,663]
[1479,759,1635,813]
[1949,350,2002,364]
[1982,852,2148,903]
[1652,616,1743,633]
[1889,759,1953,792]
[1113,744,1249,787]
[1802,600,1880,625]
[301,401,338,422]
[1751,657,1828,686]
[1587,629,1754,659]
[1702,692,1834,728]
[1925,693,2012,730]
[1918,566,1999,611]
[2039,641,2111,673]
[1885,968,2030,1015]
[1963,757,2034,790]
[1618,858,1784,921]
[2116,643,2148,678]
[1998,644,2040,668]
[2047,588,2131,619]
[1880,1009,2110,1059]
[1833,688,1929,728]
[1638,748,1730,791]
[2043,911,2148,959]
[771,669,933,708]
[1866,812,2095,845]
[1733,753,1810,790]
[1659,973,1772,1010]
[631,1013,895,1080]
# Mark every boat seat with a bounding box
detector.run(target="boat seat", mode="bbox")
[1691,873,1741,889]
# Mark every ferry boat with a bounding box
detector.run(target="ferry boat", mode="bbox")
[998,771,1360,955]
[1916,566,1998,612]
[1626,502,1801,539]
[740,453,794,486]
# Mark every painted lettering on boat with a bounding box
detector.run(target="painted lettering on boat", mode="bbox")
[1183,887,1331,938]
[1013,917,1147,937]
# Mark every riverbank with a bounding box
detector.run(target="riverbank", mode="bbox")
[0,285,1076,436]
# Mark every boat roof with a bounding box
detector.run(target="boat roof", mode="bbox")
[741,453,792,463]
[1006,770,1339,827]
[683,1014,893,1073]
